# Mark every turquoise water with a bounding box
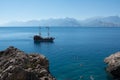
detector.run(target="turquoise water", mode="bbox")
[0,27,120,80]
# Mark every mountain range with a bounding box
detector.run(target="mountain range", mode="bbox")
[3,16,120,27]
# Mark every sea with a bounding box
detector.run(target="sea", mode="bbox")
[0,27,120,80]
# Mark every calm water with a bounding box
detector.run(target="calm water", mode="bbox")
[0,27,120,80]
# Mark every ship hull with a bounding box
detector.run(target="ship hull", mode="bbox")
[33,35,55,42]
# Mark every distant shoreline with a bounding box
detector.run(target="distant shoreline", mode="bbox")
[0,26,120,28]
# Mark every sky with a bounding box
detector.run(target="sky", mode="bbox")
[0,0,120,24]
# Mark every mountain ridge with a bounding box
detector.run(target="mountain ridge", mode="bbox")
[2,16,120,27]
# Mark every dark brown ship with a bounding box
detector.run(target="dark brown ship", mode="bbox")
[33,27,55,42]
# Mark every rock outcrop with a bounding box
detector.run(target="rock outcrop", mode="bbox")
[104,52,120,80]
[0,46,55,80]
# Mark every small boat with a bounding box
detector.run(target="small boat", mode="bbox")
[33,27,55,42]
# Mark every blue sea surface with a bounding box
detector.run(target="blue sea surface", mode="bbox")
[0,27,120,80]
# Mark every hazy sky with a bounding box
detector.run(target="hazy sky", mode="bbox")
[0,0,120,24]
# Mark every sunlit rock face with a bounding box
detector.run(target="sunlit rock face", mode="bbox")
[0,46,55,80]
[104,52,120,80]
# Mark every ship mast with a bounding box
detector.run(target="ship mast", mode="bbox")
[39,26,41,36]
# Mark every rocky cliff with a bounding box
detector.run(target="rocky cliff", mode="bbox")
[104,52,120,80]
[0,46,55,80]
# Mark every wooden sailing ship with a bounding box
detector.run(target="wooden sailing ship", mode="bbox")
[33,27,55,42]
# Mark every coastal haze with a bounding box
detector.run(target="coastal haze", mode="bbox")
[0,0,120,27]
[3,16,120,27]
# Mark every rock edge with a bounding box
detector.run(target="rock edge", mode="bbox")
[104,52,120,80]
[0,46,55,80]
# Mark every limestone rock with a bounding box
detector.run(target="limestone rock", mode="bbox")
[104,52,120,80]
[0,46,55,80]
